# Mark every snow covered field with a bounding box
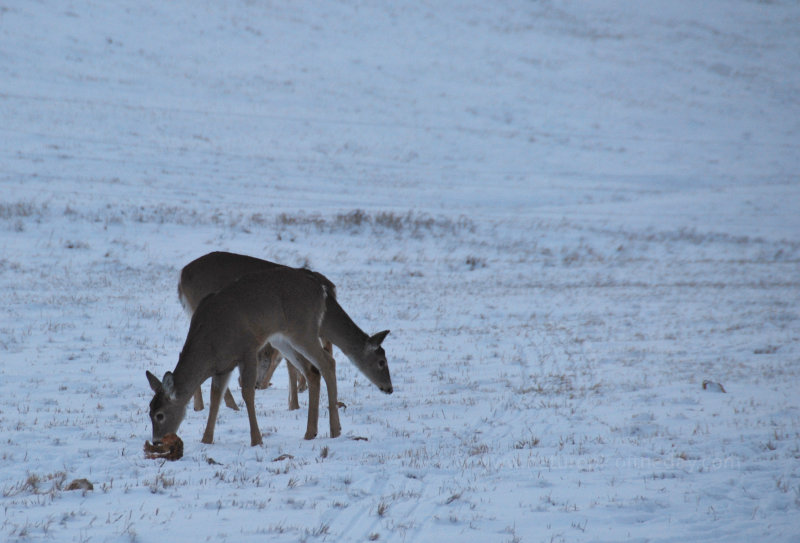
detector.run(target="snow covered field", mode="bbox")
[2,1,799,541]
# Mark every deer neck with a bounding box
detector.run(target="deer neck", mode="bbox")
[171,351,210,404]
[320,295,369,360]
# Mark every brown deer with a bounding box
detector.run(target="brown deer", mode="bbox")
[147,267,392,446]
[178,252,326,412]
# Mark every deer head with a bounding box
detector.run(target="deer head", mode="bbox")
[355,330,393,394]
[146,370,187,443]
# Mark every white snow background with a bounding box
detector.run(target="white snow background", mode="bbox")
[1,1,799,541]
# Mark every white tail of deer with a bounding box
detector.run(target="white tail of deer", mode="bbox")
[147,266,392,446]
[178,252,316,412]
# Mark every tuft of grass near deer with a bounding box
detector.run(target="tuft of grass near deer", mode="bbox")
[277,209,475,237]
[0,201,48,220]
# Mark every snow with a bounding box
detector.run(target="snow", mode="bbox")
[1,0,799,541]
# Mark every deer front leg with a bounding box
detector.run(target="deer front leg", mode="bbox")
[298,341,331,395]
[303,365,321,440]
[201,373,229,444]
[302,342,340,438]
[288,363,301,411]
[241,387,262,446]
[286,342,333,413]
[318,339,334,394]
[239,355,263,446]
[278,346,319,440]
[320,362,341,439]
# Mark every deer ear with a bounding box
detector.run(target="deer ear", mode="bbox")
[146,371,163,394]
[162,372,177,401]
[370,330,390,346]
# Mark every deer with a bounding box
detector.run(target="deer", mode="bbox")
[146,267,393,446]
[178,251,324,412]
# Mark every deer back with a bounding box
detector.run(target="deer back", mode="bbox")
[178,251,336,314]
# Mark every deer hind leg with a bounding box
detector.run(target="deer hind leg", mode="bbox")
[255,344,282,390]
[238,352,263,446]
[201,372,231,444]
[296,350,309,393]
[223,388,239,410]
[193,387,205,411]
[194,385,237,412]
[296,371,308,393]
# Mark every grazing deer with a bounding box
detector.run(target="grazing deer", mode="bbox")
[147,267,392,446]
[178,251,322,412]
